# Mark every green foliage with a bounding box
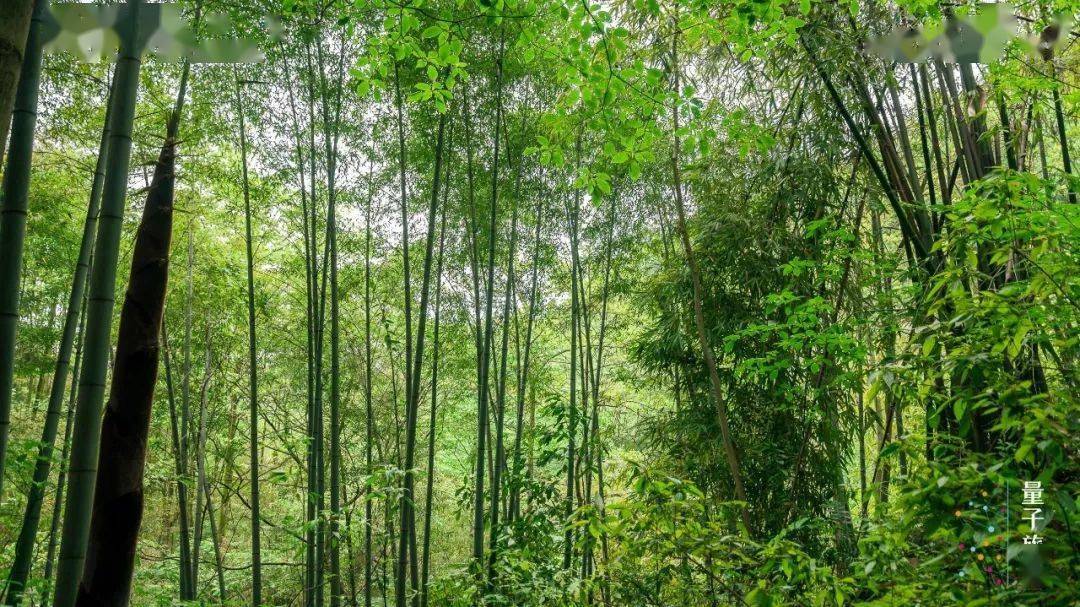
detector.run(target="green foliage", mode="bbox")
[1,0,1076,606]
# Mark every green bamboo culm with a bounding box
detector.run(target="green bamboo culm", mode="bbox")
[52,1,144,605]
[0,0,47,500]
[4,69,114,607]
[234,66,262,607]
[0,0,35,168]
[77,57,189,606]
[42,291,86,602]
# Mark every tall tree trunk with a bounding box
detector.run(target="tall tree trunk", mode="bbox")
[509,192,543,523]
[398,94,449,607]
[75,57,189,606]
[460,83,489,591]
[187,320,225,604]
[582,193,616,588]
[473,30,506,591]
[563,132,582,572]
[420,176,450,607]
[462,87,484,434]
[0,0,34,166]
[4,66,112,606]
[328,97,343,607]
[42,248,91,600]
[363,126,376,607]
[302,42,329,607]
[234,67,263,607]
[344,484,359,607]
[283,48,320,607]
[162,321,195,602]
[180,213,196,598]
[201,464,228,604]
[576,232,593,584]
[488,118,524,582]
[43,307,83,600]
[388,52,414,607]
[52,2,145,602]
[577,249,592,579]
[317,35,346,607]
[309,77,329,582]
[857,363,867,520]
[192,322,213,598]
[670,29,751,533]
[1050,68,1074,204]
[0,0,46,494]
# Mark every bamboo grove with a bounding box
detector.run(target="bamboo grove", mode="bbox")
[0,0,1076,606]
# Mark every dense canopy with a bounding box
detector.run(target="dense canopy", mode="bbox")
[0,0,1076,606]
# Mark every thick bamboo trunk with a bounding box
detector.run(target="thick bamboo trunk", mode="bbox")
[77,59,188,607]
[233,67,262,607]
[53,3,144,603]
[41,298,85,595]
[0,0,34,166]
[0,0,46,495]
[316,35,346,607]
[43,318,82,598]
[420,187,449,607]
[4,67,112,606]
[473,32,506,590]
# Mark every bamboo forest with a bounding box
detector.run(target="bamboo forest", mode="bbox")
[0,0,1076,605]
